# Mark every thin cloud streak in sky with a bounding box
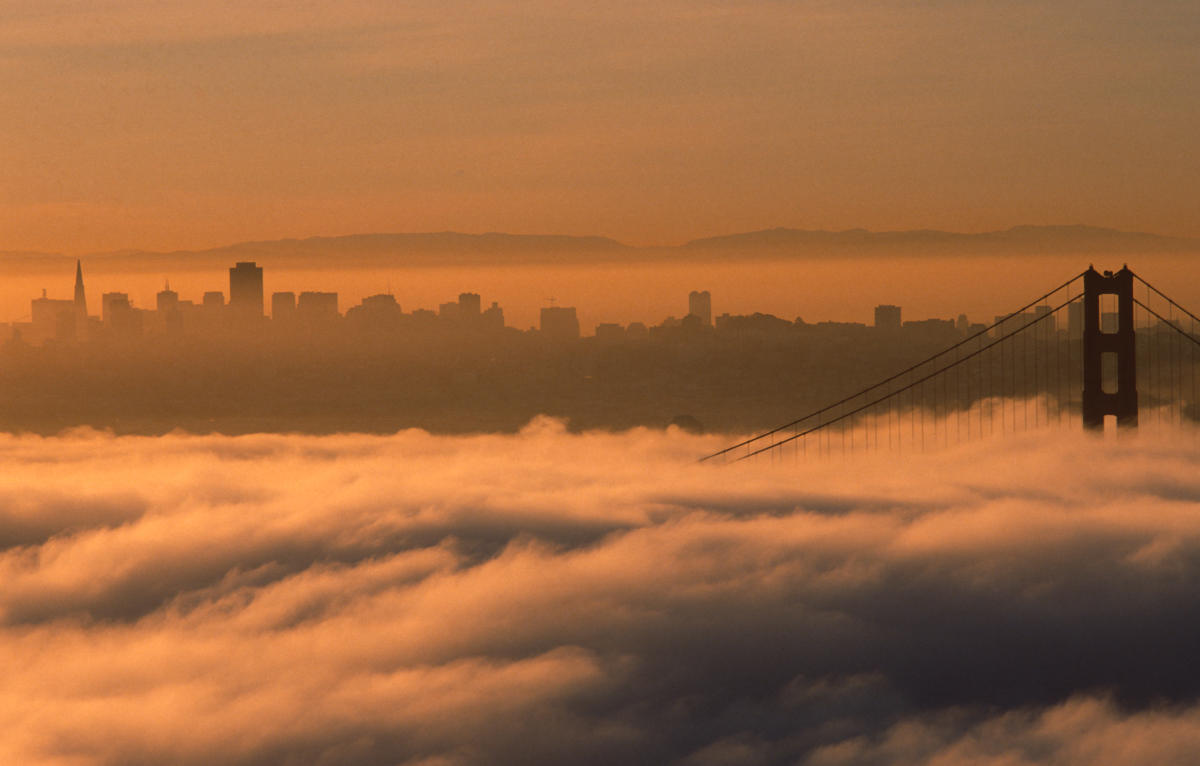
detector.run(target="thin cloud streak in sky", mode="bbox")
[1,422,1200,763]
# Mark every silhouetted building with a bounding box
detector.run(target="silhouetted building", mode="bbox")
[345,294,401,329]
[101,292,141,336]
[458,292,481,319]
[540,306,580,341]
[688,290,712,326]
[681,313,710,333]
[102,292,131,324]
[482,301,504,331]
[297,291,339,323]
[31,289,76,344]
[903,317,959,345]
[992,314,1008,338]
[626,322,648,341]
[156,281,182,334]
[595,323,625,343]
[874,304,901,330]
[1068,301,1084,339]
[156,282,179,313]
[272,292,297,323]
[438,301,460,321]
[1034,304,1056,334]
[228,262,264,320]
[716,312,792,337]
[198,291,226,333]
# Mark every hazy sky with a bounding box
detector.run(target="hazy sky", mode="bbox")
[2,0,1197,253]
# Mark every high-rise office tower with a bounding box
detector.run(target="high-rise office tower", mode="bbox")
[688,290,712,326]
[228,262,264,320]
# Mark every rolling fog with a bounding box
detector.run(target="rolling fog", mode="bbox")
[1,422,1199,764]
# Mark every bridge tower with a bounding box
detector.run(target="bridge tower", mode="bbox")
[1082,266,1137,430]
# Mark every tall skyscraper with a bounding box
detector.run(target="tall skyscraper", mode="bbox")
[688,290,712,326]
[228,262,264,320]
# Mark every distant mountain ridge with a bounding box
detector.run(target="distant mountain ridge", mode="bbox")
[1,225,1195,271]
[683,225,1200,252]
[97,231,630,259]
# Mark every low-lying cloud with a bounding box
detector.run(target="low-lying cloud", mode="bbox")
[2,419,1200,765]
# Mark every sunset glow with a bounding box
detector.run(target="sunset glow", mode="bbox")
[2,1,1198,253]
[4,2,1200,764]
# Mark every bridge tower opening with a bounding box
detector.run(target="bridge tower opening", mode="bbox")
[1082,266,1137,430]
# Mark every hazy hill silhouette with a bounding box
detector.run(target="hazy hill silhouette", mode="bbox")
[1,225,1197,272]
[85,232,633,270]
[683,224,1200,255]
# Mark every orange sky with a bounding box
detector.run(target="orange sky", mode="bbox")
[2,1,1198,254]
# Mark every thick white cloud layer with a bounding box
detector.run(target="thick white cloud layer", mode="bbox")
[1,419,1199,764]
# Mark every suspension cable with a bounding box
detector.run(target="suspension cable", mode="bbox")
[727,293,1081,462]
[1134,275,1200,328]
[1133,298,1200,350]
[701,270,1087,461]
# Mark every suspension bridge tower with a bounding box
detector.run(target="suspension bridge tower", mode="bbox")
[1082,266,1137,430]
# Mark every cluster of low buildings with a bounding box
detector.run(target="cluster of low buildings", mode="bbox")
[16,261,511,346]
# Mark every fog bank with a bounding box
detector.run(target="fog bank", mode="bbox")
[1,422,1199,764]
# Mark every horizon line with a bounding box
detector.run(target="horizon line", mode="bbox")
[2,221,1196,260]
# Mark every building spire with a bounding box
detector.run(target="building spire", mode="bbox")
[74,260,87,312]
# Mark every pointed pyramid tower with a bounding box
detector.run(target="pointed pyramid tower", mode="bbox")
[73,260,86,315]
[73,260,88,339]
